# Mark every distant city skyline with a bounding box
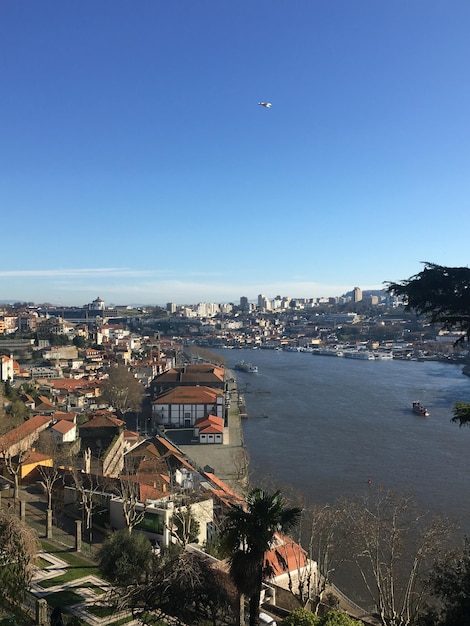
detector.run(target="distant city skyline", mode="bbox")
[2,3,469,307]
[0,269,384,308]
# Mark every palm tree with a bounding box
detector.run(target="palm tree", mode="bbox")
[222,487,301,626]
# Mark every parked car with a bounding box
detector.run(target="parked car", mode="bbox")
[259,612,277,625]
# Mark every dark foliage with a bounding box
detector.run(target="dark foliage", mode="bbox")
[386,263,470,342]
[427,538,470,626]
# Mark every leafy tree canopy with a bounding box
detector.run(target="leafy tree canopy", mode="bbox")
[282,609,361,626]
[386,263,470,341]
[97,529,154,585]
[428,538,470,626]
[452,402,470,428]
[282,607,320,625]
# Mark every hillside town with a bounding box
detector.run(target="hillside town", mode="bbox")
[0,292,469,626]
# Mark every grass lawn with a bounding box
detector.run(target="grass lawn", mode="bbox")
[45,590,84,609]
[37,540,103,588]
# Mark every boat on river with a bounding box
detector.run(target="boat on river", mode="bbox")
[234,360,258,373]
[412,401,429,417]
[343,350,375,360]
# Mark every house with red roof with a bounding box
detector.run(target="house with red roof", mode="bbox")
[34,395,56,414]
[51,420,77,444]
[151,363,226,398]
[19,449,53,480]
[193,414,224,444]
[0,415,52,458]
[152,385,225,428]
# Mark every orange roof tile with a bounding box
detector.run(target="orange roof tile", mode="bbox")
[51,420,76,435]
[153,386,223,404]
[264,534,308,578]
[22,450,52,464]
[0,415,51,452]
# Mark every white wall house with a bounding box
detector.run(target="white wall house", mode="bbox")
[152,386,224,428]
[0,354,14,382]
[50,420,77,443]
[109,495,214,548]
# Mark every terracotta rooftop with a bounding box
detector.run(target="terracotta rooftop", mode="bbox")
[80,414,125,429]
[0,415,51,452]
[52,411,78,422]
[194,414,224,434]
[51,420,76,435]
[22,450,52,465]
[264,534,308,578]
[153,385,223,404]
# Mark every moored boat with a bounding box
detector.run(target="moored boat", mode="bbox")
[412,401,429,417]
[234,360,258,373]
[343,350,375,360]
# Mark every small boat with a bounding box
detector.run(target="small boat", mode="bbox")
[412,401,429,417]
[234,360,258,373]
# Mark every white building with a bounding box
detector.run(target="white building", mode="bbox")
[0,354,14,382]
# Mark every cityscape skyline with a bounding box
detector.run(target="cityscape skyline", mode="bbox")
[2,3,469,306]
[0,284,386,309]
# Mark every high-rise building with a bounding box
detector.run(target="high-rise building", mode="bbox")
[352,287,362,303]
[240,296,248,311]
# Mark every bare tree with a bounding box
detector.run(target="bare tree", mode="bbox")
[339,487,454,626]
[69,450,108,542]
[100,364,144,416]
[1,435,27,501]
[290,503,347,613]
[118,476,147,533]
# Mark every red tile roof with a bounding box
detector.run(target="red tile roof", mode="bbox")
[51,420,76,435]
[22,450,52,464]
[0,415,51,452]
[153,386,223,404]
[80,414,125,429]
[264,534,308,578]
[195,414,224,434]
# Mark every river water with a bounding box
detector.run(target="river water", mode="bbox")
[217,348,470,534]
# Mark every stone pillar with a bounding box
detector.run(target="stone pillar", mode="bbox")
[36,598,48,626]
[46,509,53,539]
[75,520,82,552]
[20,499,26,522]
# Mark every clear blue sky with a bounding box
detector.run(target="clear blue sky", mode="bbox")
[2,1,469,306]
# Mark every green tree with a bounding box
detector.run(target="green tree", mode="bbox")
[0,509,39,608]
[452,402,470,428]
[119,550,236,626]
[72,335,87,349]
[98,529,154,585]
[320,610,361,626]
[427,538,470,626]
[282,609,362,626]
[222,487,301,626]
[282,607,320,625]
[387,263,470,343]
